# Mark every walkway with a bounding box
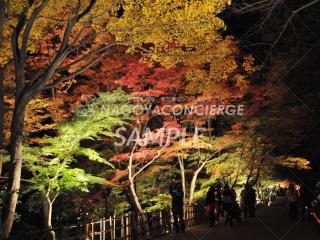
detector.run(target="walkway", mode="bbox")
[160,199,319,240]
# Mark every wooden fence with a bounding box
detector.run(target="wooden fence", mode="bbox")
[10,205,205,240]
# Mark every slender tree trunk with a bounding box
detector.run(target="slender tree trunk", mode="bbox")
[188,159,208,205]
[1,101,26,238]
[188,173,198,205]
[127,182,150,239]
[178,158,186,204]
[128,180,143,214]
[127,147,143,215]
[44,197,56,240]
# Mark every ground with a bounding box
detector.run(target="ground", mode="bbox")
[160,198,319,240]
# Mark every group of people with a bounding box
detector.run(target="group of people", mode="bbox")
[205,183,256,227]
[169,176,315,234]
[169,178,258,233]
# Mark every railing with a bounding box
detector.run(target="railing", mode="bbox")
[10,205,205,240]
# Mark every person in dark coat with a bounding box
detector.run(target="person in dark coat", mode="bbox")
[214,184,222,221]
[244,184,256,217]
[230,188,242,223]
[222,184,234,226]
[286,183,299,221]
[169,178,185,233]
[205,186,216,226]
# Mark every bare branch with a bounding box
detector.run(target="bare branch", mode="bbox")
[46,52,107,89]
[132,149,162,179]
[56,41,119,73]
[232,0,276,14]
[11,13,26,96]
[73,0,119,44]
[0,176,34,184]
[21,0,49,61]
[11,14,26,60]
[77,0,97,22]
[259,0,281,31]
[264,0,320,64]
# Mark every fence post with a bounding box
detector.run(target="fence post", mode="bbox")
[121,214,124,239]
[109,216,113,240]
[102,218,106,240]
[86,223,90,240]
[99,219,103,240]
[125,213,129,240]
[91,222,94,240]
[159,211,162,235]
[113,213,117,240]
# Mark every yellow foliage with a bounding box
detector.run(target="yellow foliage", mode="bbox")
[0,0,116,66]
[281,157,311,170]
[0,0,258,97]
[3,95,69,144]
[107,0,257,94]
[109,0,231,66]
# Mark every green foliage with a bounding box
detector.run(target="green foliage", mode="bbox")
[26,161,90,199]
[143,194,171,212]
[23,90,135,210]
[40,89,135,168]
[193,187,209,202]
[115,202,131,214]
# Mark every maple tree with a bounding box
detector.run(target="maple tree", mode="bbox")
[109,53,256,206]
[15,90,131,240]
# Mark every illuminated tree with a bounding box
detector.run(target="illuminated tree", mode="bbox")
[20,90,132,240]
[25,151,103,240]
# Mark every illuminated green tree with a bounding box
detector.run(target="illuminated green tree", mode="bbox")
[21,90,134,240]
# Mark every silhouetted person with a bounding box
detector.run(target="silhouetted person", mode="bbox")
[222,184,234,226]
[230,187,242,223]
[286,183,299,221]
[214,184,222,221]
[240,185,246,213]
[244,184,256,217]
[169,178,185,233]
[205,186,216,226]
[299,185,313,220]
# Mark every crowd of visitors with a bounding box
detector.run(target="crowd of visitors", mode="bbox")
[169,177,317,233]
[205,183,256,227]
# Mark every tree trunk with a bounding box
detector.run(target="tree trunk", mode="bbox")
[188,160,207,205]
[178,158,186,204]
[1,101,26,238]
[43,197,56,240]
[0,66,4,177]
[0,0,6,178]
[126,183,150,239]
[129,180,143,214]
[188,173,198,205]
